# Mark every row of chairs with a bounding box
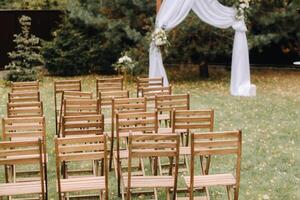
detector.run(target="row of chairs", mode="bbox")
[0,78,242,200]
[1,81,48,200]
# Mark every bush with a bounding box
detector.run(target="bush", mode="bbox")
[5,15,43,82]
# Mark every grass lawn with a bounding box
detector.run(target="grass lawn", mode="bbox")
[0,69,299,199]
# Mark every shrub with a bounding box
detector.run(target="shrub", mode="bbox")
[5,15,43,82]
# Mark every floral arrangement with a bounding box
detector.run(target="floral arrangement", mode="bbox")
[152,27,170,48]
[113,54,136,74]
[236,0,251,20]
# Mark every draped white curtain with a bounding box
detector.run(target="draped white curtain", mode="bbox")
[149,0,256,96]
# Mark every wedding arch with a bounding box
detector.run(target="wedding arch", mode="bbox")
[149,0,256,96]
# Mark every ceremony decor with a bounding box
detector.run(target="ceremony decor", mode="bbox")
[149,0,256,96]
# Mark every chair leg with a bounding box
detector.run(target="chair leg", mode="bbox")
[109,137,114,171]
[233,187,239,200]
[226,186,233,200]
[166,188,171,200]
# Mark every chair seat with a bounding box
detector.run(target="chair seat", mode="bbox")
[123,176,174,188]
[104,118,112,124]
[158,114,170,121]
[158,128,187,134]
[184,173,236,188]
[0,181,42,196]
[60,176,106,192]
[114,150,128,159]
[107,131,153,138]
[180,147,191,155]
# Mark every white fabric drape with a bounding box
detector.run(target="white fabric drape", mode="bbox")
[149,0,256,96]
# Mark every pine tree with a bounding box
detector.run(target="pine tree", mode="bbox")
[5,15,43,82]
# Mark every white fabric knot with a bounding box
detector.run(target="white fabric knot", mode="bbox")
[232,20,247,32]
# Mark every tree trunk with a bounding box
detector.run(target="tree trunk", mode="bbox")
[199,60,209,78]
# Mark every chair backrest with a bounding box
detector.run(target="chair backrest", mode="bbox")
[190,131,242,191]
[54,80,82,94]
[2,117,46,142]
[11,81,39,92]
[0,139,46,198]
[55,135,108,198]
[61,115,104,137]
[112,97,146,116]
[155,94,190,120]
[127,133,180,198]
[99,90,129,108]
[63,99,100,116]
[172,109,214,133]
[136,77,163,97]
[7,102,43,118]
[8,91,40,103]
[62,91,93,100]
[96,77,123,95]
[116,111,158,135]
[142,86,172,101]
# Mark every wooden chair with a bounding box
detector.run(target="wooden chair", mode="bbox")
[0,139,47,199]
[55,135,108,200]
[155,93,190,124]
[2,116,46,143]
[11,81,39,93]
[107,97,147,170]
[57,91,93,135]
[142,86,172,108]
[99,90,129,109]
[54,80,82,135]
[8,91,40,103]
[63,99,100,117]
[115,111,158,196]
[96,76,124,96]
[122,133,180,200]
[7,101,43,118]
[172,109,214,147]
[136,77,163,97]
[184,131,242,200]
[61,115,104,137]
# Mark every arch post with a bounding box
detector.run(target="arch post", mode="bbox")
[156,0,162,13]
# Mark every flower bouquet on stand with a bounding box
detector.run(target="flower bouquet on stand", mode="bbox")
[113,53,136,88]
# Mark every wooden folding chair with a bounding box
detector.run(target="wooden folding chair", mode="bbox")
[107,97,147,170]
[96,76,124,96]
[155,93,190,125]
[142,86,172,108]
[61,115,104,137]
[55,135,108,200]
[2,117,47,183]
[115,111,158,196]
[54,80,82,135]
[121,133,180,200]
[172,109,214,174]
[184,131,242,200]
[57,91,93,135]
[8,91,40,103]
[11,81,39,93]
[136,77,163,97]
[0,139,47,199]
[7,102,43,118]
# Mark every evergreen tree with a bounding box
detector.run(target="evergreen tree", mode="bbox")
[5,15,43,82]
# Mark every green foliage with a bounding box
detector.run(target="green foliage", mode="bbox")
[43,0,155,76]
[43,0,300,76]
[248,0,300,56]
[5,15,43,82]
[0,0,67,9]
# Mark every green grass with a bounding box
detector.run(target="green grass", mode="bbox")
[0,69,299,199]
